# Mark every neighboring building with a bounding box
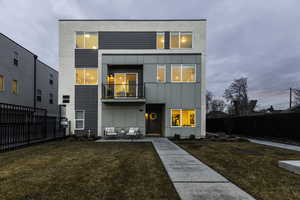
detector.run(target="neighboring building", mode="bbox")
[59,19,206,138]
[0,33,58,116]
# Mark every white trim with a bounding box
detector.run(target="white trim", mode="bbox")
[75,110,85,130]
[171,64,196,83]
[75,68,98,85]
[156,64,166,83]
[170,109,196,128]
[169,31,193,49]
[156,32,165,49]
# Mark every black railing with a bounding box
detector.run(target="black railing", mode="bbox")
[0,103,66,152]
[102,84,145,99]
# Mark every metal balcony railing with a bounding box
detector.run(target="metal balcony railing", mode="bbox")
[102,84,145,99]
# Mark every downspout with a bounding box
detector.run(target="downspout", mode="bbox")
[33,55,38,110]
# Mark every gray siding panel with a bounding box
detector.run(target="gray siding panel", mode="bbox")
[75,49,98,67]
[75,85,98,134]
[165,32,170,49]
[99,32,156,49]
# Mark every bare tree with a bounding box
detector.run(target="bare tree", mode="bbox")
[206,90,213,112]
[294,89,300,105]
[211,99,226,112]
[223,77,252,115]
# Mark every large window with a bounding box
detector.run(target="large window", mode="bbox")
[171,109,196,127]
[75,110,85,130]
[12,80,18,94]
[0,75,4,91]
[76,32,98,49]
[170,32,192,49]
[156,32,165,49]
[157,64,166,82]
[76,68,98,85]
[171,64,196,82]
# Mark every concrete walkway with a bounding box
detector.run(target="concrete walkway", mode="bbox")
[248,139,300,152]
[97,138,255,200]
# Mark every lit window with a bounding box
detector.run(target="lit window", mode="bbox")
[37,89,42,102]
[156,32,165,49]
[75,110,85,130]
[12,80,17,94]
[0,75,4,91]
[49,93,53,104]
[75,32,98,49]
[171,109,181,127]
[170,32,192,49]
[171,109,196,127]
[76,68,98,85]
[157,64,166,82]
[171,64,196,82]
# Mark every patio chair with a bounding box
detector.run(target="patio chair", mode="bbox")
[127,127,139,136]
[104,127,117,137]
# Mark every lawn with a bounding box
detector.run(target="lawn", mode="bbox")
[177,140,300,200]
[0,140,180,200]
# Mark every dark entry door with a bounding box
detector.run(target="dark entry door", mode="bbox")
[146,104,163,135]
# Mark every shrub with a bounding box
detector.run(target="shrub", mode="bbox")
[189,134,196,140]
[174,134,181,140]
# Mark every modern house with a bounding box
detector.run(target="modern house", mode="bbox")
[59,19,206,138]
[0,33,58,116]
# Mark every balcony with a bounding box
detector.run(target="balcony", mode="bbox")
[102,84,145,103]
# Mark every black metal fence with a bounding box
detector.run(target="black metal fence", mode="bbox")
[207,112,300,141]
[0,103,66,152]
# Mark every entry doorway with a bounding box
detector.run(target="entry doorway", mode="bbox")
[146,104,164,136]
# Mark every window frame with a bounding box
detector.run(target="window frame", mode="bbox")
[75,31,98,49]
[170,31,193,49]
[11,80,18,94]
[171,64,196,83]
[13,51,19,66]
[75,110,85,130]
[75,68,98,85]
[156,32,165,49]
[49,93,53,104]
[156,64,166,83]
[0,75,4,91]
[37,89,42,102]
[170,109,196,128]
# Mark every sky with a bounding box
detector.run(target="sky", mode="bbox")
[0,0,299,109]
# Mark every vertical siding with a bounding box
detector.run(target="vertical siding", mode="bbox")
[164,32,170,49]
[75,49,98,67]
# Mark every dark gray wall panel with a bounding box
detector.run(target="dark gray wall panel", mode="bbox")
[75,85,98,134]
[165,32,170,49]
[99,32,156,49]
[75,49,98,67]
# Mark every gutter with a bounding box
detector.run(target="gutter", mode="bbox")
[33,55,38,110]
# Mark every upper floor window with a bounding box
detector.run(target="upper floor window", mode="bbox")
[171,64,196,82]
[156,32,165,49]
[171,109,196,127]
[12,80,18,94]
[76,32,98,49]
[0,75,4,91]
[170,32,192,49]
[157,64,166,82]
[37,89,42,102]
[49,74,53,85]
[76,68,98,85]
[13,51,19,66]
[49,93,53,104]
[62,95,70,103]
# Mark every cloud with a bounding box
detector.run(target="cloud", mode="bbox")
[0,0,299,108]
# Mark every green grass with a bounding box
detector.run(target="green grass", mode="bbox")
[0,140,180,200]
[177,141,300,200]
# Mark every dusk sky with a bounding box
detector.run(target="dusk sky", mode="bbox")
[1,0,299,109]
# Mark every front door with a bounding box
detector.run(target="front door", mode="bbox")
[146,104,164,135]
[114,73,138,97]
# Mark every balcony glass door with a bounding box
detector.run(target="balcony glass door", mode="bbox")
[114,73,138,97]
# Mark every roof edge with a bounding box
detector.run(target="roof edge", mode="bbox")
[59,19,207,22]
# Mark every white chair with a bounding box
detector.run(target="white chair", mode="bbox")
[127,127,139,136]
[104,127,117,136]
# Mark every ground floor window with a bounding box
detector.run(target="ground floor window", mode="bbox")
[171,109,195,127]
[75,110,85,130]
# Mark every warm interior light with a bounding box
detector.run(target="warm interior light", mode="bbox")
[161,39,164,43]
[86,72,90,76]
[92,46,97,49]
[84,34,90,38]
[181,37,186,43]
